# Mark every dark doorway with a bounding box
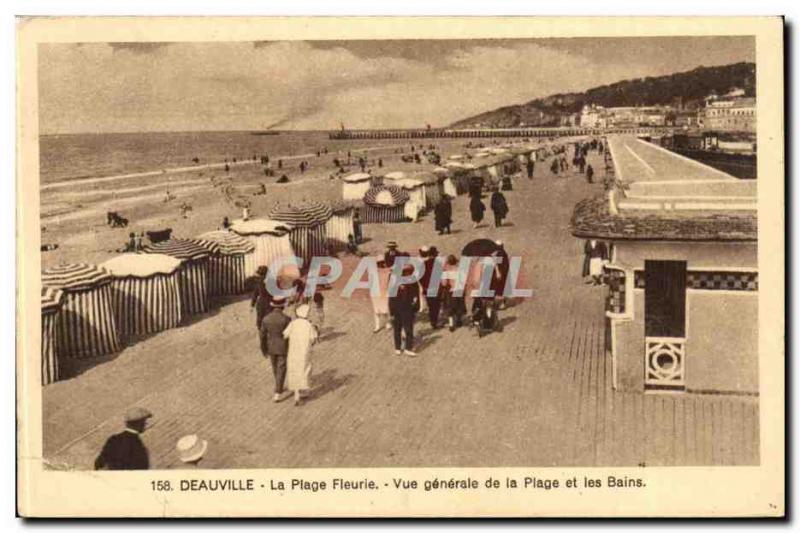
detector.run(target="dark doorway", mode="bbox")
[644,260,687,338]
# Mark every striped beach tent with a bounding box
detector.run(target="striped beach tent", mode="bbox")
[230,218,300,278]
[433,167,458,198]
[143,239,210,317]
[41,286,65,385]
[326,200,357,253]
[415,172,442,209]
[362,185,409,223]
[396,178,426,221]
[269,201,333,266]
[102,253,183,339]
[42,263,121,359]
[342,172,373,201]
[195,231,256,296]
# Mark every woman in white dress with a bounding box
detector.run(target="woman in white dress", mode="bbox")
[283,304,318,406]
[371,259,392,333]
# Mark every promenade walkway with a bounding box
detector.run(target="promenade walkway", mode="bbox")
[42,143,759,469]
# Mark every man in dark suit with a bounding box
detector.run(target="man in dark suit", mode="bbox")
[419,246,443,329]
[94,407,152,470]
[260,297,292,402]
[251,266,272,329]
[389,264,421,357]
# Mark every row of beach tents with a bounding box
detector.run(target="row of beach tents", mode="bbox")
[38,143,545,386]
[39,201,355,386]
[342,144,541,223]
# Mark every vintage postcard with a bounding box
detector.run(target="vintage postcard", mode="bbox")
[16,16,784,517]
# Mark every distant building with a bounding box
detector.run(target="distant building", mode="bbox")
[580,104,605,128]
[703,89,756,132]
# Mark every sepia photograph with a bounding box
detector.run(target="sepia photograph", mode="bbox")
[16,16,784,517]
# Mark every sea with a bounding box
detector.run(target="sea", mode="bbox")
[39,130,386,185]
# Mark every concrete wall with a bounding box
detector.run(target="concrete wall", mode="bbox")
[611,240,758,395]
[614,241,757,270]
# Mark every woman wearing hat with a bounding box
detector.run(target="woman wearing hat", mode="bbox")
[283,303,318,406]
[371,258,392,333]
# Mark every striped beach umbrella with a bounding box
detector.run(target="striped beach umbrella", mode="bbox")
[269,202,333,266]
[143,239,210,317]
[342,172,373,201]
[41,287,65,385]
[230,218,300,278]
[362,185,409,223]
[326,200,357,253]
[42,263,121,360]
[102,253,183,340]
[195,231,256,296]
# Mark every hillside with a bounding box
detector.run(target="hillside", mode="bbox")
[450,62,756,129]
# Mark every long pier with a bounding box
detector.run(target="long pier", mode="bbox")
[328,126,678,140]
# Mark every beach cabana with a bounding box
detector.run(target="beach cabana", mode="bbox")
[41,286,64,385]
[342,172,373,201]
[383,171,407,182]
[143,239,211,317]
[195,231,256,296]
[414,172,442,209]
[42,263,121,359]
[269,201,333,266]
[102,253,183,339]
[230,218,298,278]
[433,167,458,198]
[362,185,410,223]
[326,200,357,253]
[396,178,426,221]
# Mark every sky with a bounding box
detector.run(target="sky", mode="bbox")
[38,36,755,134]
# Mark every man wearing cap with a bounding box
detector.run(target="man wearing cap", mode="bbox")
[260,297,292,403]
[388,263,421,357]
[384,241,400,268]
[94,407,152,470]
[251,265,272,329]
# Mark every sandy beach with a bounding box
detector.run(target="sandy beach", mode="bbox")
[40,136,482,268]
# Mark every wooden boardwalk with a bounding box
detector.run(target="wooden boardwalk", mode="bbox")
[42,146,759,470]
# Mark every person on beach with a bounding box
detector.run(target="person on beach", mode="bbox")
[251,266,272,329]
[442,254,467,332]
[221,216,231,230]
[353,209,363,243]
[120,232,137,253]
[434,197,452,235]
[260,297,292,403]
[242,206,251,221]
[388,263,420,357]
[586,164,594,184]
[490,188,509,228]
[94,407,152,470]
[526,159,535,179]
[283,303,318,406]
[469,195,486,229]
[550,159,559,175]
[308,292,325,336]
[582,239,609,285]
[419,246,443,329]
[372,257,392,333]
